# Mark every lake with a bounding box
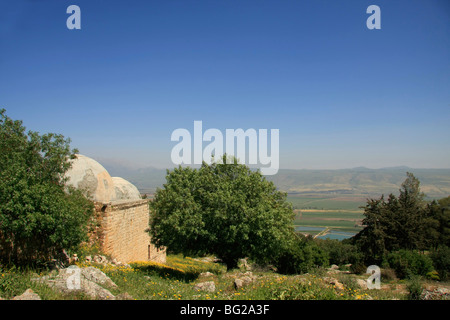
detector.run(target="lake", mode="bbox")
[295,226,355,240]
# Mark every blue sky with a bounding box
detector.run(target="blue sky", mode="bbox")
[1,0,449,170]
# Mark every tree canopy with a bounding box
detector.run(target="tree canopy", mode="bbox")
[352,172,450,265]
[149,156,295,269]
[0,109,93,266]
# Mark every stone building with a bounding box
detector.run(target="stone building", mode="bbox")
[65,154,166,264]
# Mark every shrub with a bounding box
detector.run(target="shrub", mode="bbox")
[275,237,329,274]
[316,239,362,266]
[381,268,397,281]
[406,275,423,300]
[426,270,440,281]
[430,245,450,281]
[387,250,433,279]
[350,261,367,275]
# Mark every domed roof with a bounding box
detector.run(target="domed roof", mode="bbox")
[65,154,116,202]
[112,177,141,200]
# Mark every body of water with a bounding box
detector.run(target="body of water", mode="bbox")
[295,226,355,240]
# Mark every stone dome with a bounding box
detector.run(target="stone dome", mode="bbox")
[112,177,141,200]
[65,154,116,202]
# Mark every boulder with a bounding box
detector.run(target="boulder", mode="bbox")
[32,266,117,300]
[199,272,214,277]
[238,258,252,271]
[116,292,134,300]
[193,281,216,293]
[12,289,41,300]
[81,266,117,288]
[356,279,368,290]
[233,271,256,290]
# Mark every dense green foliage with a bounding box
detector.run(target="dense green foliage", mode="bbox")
[316,238,362,267]
[0,109,93,266]
[352,173,450,265]
[430,245,450,281]
[149,156,295,269]
[275,235,328,274]
[386,249,434,279]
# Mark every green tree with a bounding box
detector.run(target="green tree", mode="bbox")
[352,173,430,264]
[149,156,295,269]
[424,196,450,248]
[0,109,93,266]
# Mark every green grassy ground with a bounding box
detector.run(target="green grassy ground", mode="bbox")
[0,255,411,300]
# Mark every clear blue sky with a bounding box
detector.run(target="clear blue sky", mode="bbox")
[1,0,449,170]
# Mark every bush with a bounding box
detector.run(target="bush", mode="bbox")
[430,245,450,281]
[350,261,367,275]
[316,238,362,266]
[275,237,329,274]
[387,250,433,279]
[381,268,397,281]
[406,275,423,300]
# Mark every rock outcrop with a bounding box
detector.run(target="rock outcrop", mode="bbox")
[32,265,118,300]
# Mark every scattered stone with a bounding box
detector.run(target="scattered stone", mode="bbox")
[200,272,214,277]
[238,258,252,271]
[12,289,41,300]
[356,279,368,290]
[69,254,79,264]
[193,281,216,293]
[234,278,244,290]
[93,255,109,264]
[421,287,450,300]
[322,277,345,291]
[233,271,256,290]
[234,276,254,289]
[116,292,134,300]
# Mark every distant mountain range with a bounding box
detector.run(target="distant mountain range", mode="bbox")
[103,163,450,199]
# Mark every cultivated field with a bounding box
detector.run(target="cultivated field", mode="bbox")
[288,194,366,239]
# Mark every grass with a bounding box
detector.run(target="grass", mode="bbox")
[0,254,421,301]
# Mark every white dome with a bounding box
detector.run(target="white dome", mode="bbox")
[65,154,116,202]
[112,177,141,200]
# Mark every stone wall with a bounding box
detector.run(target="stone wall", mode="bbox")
[94,199,166,264]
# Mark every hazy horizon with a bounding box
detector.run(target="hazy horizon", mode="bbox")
[95,154,450,172]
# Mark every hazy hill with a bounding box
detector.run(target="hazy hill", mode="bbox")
[103,163,450,199]
[267,168,450,198]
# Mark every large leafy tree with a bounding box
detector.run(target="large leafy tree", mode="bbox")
[0,109,93,266]
[149,156,295,269]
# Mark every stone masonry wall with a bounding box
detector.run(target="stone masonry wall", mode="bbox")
[94,199,166,264]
